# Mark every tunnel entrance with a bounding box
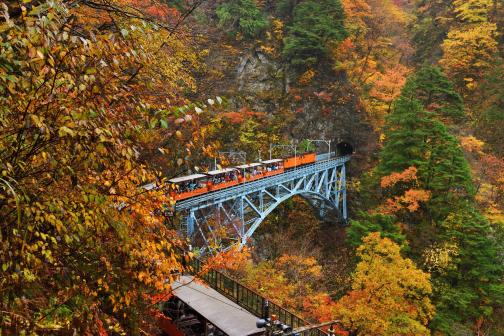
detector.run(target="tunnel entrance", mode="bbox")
[336,141,354,156]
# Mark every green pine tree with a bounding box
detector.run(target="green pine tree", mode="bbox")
[377,71,473,222]
[401,66,465,119]
[377,95,434,176]
[422,123,475,219]
[365,68,503,335]
[282,0,347,67]
[216,0,269,39]
[276,0,298,19]
[431,205,504,334]
[347,211,406,248]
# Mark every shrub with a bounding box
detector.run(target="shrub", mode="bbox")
[282,0,347,67]
[216,0,269,39]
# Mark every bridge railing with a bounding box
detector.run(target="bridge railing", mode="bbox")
[189,258,327,336]
[315,152,335,162]
[176,155,350,211]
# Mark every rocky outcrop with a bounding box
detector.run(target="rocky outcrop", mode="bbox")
[199,43,377,173]
[237,52,284,93]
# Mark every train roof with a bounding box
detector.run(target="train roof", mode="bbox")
[236,162,262,169]
[261,159,283,164]
[206,168,237,176]
[168,173,207,183]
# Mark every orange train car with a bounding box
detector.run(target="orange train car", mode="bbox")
[283,152,316,169]
[168,173,209,201]
[236,162,265,183]
[206,168,239,191]
[261,158,285,177]
[168,154,317,202]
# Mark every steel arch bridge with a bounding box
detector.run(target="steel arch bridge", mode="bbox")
[174,155,350,253]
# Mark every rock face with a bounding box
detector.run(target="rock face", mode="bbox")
[233,51,286,113]
[200,44,377,173]
[237,52,284,94]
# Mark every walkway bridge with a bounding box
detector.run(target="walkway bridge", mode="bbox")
[175,155,351,252]
[161,258,333,335]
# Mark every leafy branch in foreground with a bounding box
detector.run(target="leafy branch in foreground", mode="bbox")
[0,1,207,333]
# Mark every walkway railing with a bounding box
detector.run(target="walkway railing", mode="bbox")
[189,258,328,336]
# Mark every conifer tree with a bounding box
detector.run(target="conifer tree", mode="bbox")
[402,66,464,119]
[377,95,434,176]
[216,0,269,39]
[422,123,475,219]
[431,205,504,333]
[377,70,473,222]
[282,0,347,66]
[347,212,405,248]
[363,68,503,335]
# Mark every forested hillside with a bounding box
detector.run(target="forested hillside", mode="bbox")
[0,0,503,335]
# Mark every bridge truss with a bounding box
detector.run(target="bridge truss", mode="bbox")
[174,156,350,253]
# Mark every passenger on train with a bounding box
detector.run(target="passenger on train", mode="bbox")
[260,159,284,177]
[177,183,186,192]
[205,168,240,192]
[168,147,352,201]
[168,173,210,201]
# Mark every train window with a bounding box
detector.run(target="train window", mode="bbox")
[206,168,238,183]
[236,162,263,177]
[261,159,283,171]
[169,174,208,192]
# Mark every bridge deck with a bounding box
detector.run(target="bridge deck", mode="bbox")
[175,156,350,211]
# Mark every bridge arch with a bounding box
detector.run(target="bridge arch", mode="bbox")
[178,156,350,253]
[241,190,343,246]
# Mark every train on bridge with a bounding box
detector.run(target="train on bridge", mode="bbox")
[168,152,314,201]
[168,141,353,202]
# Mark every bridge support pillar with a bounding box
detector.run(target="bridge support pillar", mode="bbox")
[341,165,347,222]
[187,211,195,236]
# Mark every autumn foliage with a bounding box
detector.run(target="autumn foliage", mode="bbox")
[0,0,202,333]
[334,233,434,335]
[1,0,503,334]
[440,0,498,90]
[336,0,412,129]
[379,167,431,214]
